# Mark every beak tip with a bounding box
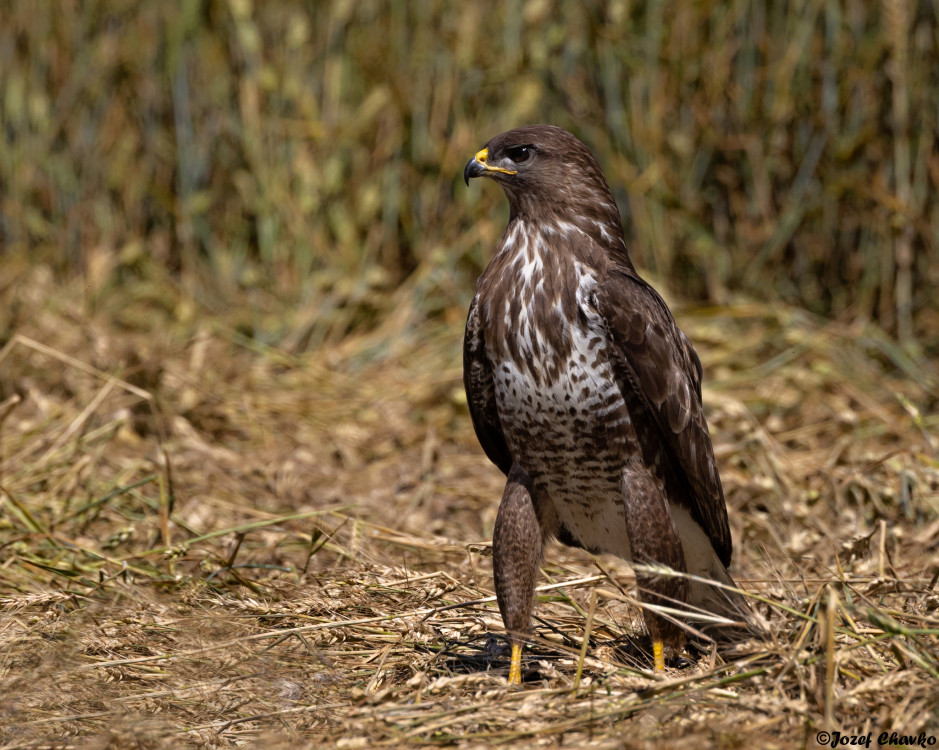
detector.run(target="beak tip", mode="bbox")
[464,156,486,186]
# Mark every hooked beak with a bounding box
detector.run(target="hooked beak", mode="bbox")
[463,147,518,186]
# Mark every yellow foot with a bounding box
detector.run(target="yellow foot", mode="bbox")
[508,643,523,685]
[653,639,665,672]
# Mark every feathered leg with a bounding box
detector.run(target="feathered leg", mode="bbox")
[492,464,544,685]
[621,470,688,671]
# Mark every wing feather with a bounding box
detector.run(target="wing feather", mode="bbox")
[463,294,513,475]
[595,269,732,566]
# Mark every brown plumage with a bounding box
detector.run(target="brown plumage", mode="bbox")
[463,125,756,683]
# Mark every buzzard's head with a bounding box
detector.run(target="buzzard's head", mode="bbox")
[463,125,623,235]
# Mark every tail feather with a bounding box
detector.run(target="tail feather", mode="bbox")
[673,505,768,642]
[686,558,767,643]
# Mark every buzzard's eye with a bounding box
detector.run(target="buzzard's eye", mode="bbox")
[506,146,533,165]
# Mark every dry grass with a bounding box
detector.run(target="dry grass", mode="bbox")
[1,269,937,748]
[2,5,939,743]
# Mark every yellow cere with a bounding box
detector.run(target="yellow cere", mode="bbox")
[476,147,517,176]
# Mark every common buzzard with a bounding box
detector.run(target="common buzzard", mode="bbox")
[463,125,753,684]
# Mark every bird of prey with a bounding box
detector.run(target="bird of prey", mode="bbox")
[462,125,753,684]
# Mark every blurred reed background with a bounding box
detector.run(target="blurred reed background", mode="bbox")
[1,0,937,348]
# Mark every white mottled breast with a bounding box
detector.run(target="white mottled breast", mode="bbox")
[485,220,635,559]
